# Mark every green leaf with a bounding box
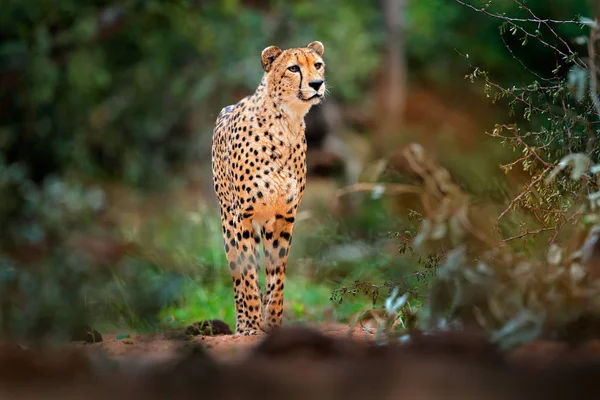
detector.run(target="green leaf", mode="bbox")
[579,16,597,28]
[116,333,131,340]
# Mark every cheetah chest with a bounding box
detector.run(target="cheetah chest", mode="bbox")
[251,139,306,221]
[227,127,306,222]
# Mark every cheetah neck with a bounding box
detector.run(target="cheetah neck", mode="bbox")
[252,74,311,136]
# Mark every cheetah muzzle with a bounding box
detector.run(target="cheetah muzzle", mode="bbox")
[211,41,326,335]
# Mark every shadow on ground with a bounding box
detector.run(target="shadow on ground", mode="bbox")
[2,325,600,399]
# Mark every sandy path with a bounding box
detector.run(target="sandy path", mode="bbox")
[74,323,376,363]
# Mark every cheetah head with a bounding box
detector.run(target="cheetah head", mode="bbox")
[261,41,326,115]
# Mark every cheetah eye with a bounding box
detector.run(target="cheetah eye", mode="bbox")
[314,62,323,70]
[287,65,300,73]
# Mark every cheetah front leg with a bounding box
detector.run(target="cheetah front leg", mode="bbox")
[220,208,264,335]
[261,213,295,331]
[232,214,264,335]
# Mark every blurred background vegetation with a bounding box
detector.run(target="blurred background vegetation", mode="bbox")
[0,0,595,341]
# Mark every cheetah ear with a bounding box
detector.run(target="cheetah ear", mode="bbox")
[307,41,324,56]
[261,45,282,72]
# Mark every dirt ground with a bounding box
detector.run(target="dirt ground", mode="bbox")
[4,323,600,399]
[72,319,600,366]
[75,322,376,363]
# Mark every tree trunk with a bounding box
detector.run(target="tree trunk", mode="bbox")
[373,0,407,157]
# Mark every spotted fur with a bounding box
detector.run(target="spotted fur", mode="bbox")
[211,42,326,335]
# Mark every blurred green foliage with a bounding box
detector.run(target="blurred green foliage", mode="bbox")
[407,0,589,87]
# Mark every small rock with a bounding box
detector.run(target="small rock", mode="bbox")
[70,325,103,343]
[186,320,232,336]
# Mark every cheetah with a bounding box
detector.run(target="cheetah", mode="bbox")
[211,41,326,335]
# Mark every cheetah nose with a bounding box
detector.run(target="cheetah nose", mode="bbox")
[308,79,323,91]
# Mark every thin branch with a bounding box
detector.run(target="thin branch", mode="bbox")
[497,168,550,221]
[394,232,414,245]
[485,80,566,121]
[455,0,585,69]
[500,152,534,171]
[500,34,553,82]
[514,0,582,68]
[507,126,554,169]
[456,0,579,25]
[499,133,556,170]
[502,227,555,242]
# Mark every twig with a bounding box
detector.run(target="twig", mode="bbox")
[502,227,555,242]
[485,80,565,121]
[394,232,414,245]
[455,0,579,25]
[500,153,534,171]
[507,125,554,170]
[455,0,585,69]
[514,0,582,68]
[497,168,550,221]
[500,34,553,82]
[499,134,556,170]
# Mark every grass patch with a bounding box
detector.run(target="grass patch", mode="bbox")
[158,275,373,330]
[93,204,387,333]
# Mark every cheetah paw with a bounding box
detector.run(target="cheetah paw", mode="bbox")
[237,329,266,336]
